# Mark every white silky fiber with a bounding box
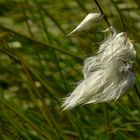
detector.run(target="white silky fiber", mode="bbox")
[62,32,136,110]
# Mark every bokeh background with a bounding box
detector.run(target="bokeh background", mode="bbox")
[0,0,140,140]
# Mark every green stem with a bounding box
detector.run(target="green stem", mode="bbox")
[103,103,113,140]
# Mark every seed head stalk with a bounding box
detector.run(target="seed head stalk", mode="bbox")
[94,0,113,35]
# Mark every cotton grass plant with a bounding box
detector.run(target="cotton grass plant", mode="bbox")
[0,0,140,139]
[62,12,136,110]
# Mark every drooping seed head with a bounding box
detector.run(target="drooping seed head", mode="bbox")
[62,32,136,110]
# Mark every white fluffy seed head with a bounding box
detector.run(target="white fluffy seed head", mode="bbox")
[62,32,136,110]
[67,13,103,36]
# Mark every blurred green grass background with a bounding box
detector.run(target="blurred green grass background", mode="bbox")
[0,0,140,140]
